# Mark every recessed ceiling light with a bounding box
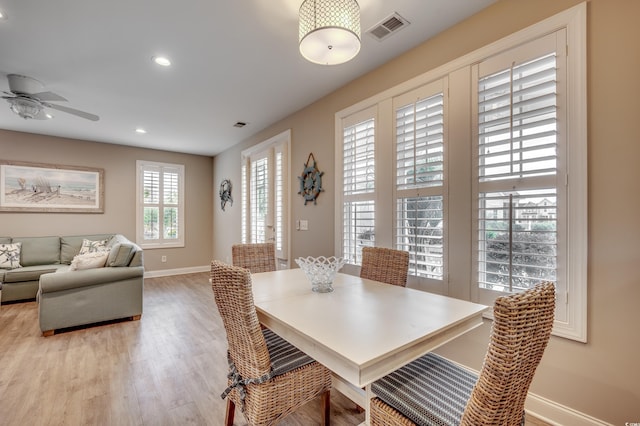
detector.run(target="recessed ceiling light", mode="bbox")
[0,9,6,20]
[152,56,171,67]
[234,122,247,128]
[45,113,53,119]
[135,128,147,134]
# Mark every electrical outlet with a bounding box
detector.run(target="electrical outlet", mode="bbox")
[161,255,167,263]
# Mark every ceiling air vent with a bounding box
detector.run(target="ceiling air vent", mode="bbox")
[367,12,410,41]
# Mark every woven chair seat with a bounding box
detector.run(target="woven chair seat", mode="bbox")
[264,328,315,376]
[372,353,477,426]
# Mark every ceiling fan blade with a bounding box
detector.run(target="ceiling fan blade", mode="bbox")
[43,102,99,121]
[31,91,68,102]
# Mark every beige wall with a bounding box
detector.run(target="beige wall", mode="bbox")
[0,129,213,272]
[214,0,640,423]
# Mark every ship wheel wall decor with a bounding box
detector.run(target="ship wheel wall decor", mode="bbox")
[297,153,324,205]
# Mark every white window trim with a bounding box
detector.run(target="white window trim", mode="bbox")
[136,160,185,249]
[335,3,587,342]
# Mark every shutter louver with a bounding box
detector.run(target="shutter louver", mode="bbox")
[478,53,557,182]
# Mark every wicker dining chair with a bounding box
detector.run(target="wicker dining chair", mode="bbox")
[232,243,277,273]
[210,260,332,426]
[360,246,410,287]
[370,281,556,426]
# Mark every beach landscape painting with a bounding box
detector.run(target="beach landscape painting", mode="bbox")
[0,161,104,213]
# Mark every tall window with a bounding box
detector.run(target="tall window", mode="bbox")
[136,160,185,248]
[241,130,290,268]
[394,80,447,280]
[341,107,376,265]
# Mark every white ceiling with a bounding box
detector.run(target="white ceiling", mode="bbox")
[0,0,496,156]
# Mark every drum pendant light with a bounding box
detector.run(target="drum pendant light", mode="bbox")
[299,0,361,65]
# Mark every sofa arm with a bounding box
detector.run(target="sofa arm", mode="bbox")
[39,266,144,293]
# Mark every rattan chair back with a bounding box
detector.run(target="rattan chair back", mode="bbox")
[360,246,409,287]
[461,281,556,425]
[210,260,271,380]
[232,243,277,273]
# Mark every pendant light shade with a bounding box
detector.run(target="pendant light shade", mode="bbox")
[299,0,361,65]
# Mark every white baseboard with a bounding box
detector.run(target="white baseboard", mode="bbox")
[144,265,209,278]
[525,393,612,426]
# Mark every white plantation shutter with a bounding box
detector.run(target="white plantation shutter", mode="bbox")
[474,32,564,309]
[136,161,185,248]
[394,81,446,280]
[396,94,444,190]
[342,108,376,265]
[250,156,269,244]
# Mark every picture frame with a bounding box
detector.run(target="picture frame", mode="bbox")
[0,160,104,213]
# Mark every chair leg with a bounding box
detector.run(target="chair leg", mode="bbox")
[321,390,330,426]
[224,399,235,426]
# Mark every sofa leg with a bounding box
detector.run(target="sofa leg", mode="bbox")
[131,315,142,321]
[42,330,55,337]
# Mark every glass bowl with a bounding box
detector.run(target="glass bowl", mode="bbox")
[295,256,345,293]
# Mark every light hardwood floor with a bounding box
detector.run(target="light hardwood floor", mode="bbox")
[0,272,550,425]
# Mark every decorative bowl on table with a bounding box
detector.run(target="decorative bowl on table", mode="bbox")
[295,256,345,293]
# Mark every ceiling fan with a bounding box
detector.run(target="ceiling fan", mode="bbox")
[2,74,99,121]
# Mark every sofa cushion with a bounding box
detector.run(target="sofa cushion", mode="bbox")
[0,243,22,269]
[78,238,110,255]
[12,237,60,267]
[3,265,66,283]
[60,234,113,264]
[70,251,109,271]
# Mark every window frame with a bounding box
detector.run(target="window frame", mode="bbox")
[335,3,587,341]
[136,160,185,249]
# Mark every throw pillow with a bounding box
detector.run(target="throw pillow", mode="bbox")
[0,242,22,269]
[78,238,110,255]
[69,251,109,271]
[106,243,136,267]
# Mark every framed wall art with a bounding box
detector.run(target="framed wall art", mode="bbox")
[0,160,104,213]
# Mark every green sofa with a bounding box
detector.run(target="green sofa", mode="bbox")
[0,234,143,335]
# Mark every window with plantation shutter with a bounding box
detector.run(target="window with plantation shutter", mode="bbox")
[473,32,570,324]
[336,5,586,341]
[394,80,446,280]
[241,130,290,268]
[341,108,375,265]
[136,160,185,248]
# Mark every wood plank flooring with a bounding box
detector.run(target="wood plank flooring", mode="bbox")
[0,272,550,425]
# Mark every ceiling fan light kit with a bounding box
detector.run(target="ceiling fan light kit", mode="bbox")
[299,0,361,65]
[9,97,45,120]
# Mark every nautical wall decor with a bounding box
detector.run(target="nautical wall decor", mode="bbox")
[219,179,233,211]
[298,153,324,205]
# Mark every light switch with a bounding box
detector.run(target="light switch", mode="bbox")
[300,220,309,231]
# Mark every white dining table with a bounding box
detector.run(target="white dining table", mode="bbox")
[251,268,488,424]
